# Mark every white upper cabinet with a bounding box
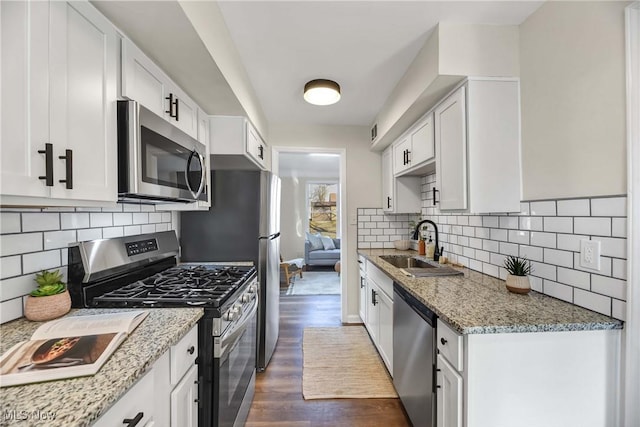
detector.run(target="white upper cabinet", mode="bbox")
[1,0,118,204]
[393,113,435,177]
[209,116,269,171]
[434,79,521,213]
[382,146,421,214]
[121,38,198,140]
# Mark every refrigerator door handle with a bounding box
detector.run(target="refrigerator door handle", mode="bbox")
[259,232,280,240]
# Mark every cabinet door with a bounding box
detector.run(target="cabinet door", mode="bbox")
[245,122,266,169]
[377,289,393,375]
[168,83,198,140]
[393,137,411,174]
[359,268,367,323]
[435,86,467,210]
[171,365,198,427]
[49,1,118,202]
[121,38,168,118]
[410,113,435,165]
[437,354,463,427]
[381,147,393,212]
[0,1,51,198]
[365,279,379,343]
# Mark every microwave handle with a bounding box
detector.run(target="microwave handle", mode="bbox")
[185,150,206,200]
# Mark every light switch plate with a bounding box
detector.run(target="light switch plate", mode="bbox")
[580,239,601,270]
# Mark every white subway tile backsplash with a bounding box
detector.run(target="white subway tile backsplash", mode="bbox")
[0,256,21,279]
[490,228,508,242]
[490,253,507,266]
[557,199,590,216]
[0,298,24,323]
[124,226,143,236]
[90,213,113,227]
[103,227,125,239]
[483,263,499,277]
[469,216,482,227]
[457,216,469,226]
[557,234,588,252]
[499,242,519,256]
[123,204,142,212]
[591,197,626,217]
[530,201,556,216]
[475,227,490,239]
[543,280,573,303]
[482,216,499,228]
[132,213,149,225]
[591,236,626,259]
[509,230,529,245]
[519,245,543,262]
[469,238,483,249]
[612,259,627,280]
[0,233,42,257]
[22,213,59,232]
[141,224,156,234]
[544,217,573,233]
[499,217,518,230]
[61,213,90,230]
[519,202,531,216]
[23,250,61,274]
[371,229,383,236]
[557,267,590,290]
[530,232,556,248]
[113,213,133,226]
[574,253,612,276]
[469,259,483,272]
[612,300,626,321]
[483,239,499,253]
[574,217,611,236]
[529,275,543,292]
[76,207,102,212]
[1,275,36,302]
[519,216,543,231]
[574,289,611,316]
[140,205,155,212]
[364,209,377,215]
[543,248,574,268]
[156,223,169,232]
[591,275,626,300]
[44,230,77,250]
[1,213,21,234]
[531,261,556,281]
[475,250,490,263]
[458,236,469,247]
[612,218,627,238]
[101,204,123,212]
[77,228,103,242]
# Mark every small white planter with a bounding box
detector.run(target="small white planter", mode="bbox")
[505,274,531,294]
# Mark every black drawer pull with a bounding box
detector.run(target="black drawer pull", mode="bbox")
[440,337,447,345]
[58,149,72,189]
[433,187,439,206]
[123,412,143,426]
[187,345,195,355]
[38,143,54,186]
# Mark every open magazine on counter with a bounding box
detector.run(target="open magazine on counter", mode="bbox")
[0,311,148,387]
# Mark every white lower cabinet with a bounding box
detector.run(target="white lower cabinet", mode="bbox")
[358,255,367,324]
[94,325,198,426]
[436,319,621,427]
[362,260,393,375]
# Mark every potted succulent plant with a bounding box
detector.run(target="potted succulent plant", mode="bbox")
[503,255,533,294]
[24,270,71,321]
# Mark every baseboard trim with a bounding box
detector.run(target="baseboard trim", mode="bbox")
[344,314,364,325]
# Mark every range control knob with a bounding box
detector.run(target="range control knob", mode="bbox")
[241,293,254,303]
[233,303,243,317]
[224,309,237,321]
[248,284,258,294]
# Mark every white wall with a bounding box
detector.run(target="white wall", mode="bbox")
[520,1,630,200]
[271,124,380,321]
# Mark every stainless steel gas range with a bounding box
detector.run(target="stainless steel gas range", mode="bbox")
[67,231,257,427]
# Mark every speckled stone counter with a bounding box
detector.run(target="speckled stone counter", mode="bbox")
[359,248,622,334]
[0,308,203,426]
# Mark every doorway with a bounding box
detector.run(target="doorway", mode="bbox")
[273,149,345,303]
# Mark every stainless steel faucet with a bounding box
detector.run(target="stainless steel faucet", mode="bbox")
[412,219,441,261]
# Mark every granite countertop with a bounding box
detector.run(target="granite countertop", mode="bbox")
[359,248,622,334]
[0,308,203,426]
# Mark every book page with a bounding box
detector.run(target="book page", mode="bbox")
[31,311,148,340]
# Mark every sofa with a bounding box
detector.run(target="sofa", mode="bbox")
[304,238,341,267]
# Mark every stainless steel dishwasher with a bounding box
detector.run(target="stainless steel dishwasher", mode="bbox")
[393,282,437,427]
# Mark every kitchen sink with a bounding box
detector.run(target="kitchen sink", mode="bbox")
[379,255,463,277]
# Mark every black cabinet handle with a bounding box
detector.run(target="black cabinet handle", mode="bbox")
[38,143,54,186]
[406,149,411,164]
[360,277,365,288]
[403,149,407,165]
[433,187,439,206]
[258,145,264,160]
[58,149,72,189]
[440,337,447,345]
[187,345,195,355]
[165,93,179,121]
[122,412,143,426]
[371,289,378,306]
[387,196,391,209]
[357,260,363,264]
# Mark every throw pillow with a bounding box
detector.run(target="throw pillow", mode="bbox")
[320,236,336,250]
[306,232,323,251]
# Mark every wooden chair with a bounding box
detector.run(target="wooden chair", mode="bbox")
[280,256,303,285]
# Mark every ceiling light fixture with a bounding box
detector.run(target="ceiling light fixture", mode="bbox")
[304,79,341,106]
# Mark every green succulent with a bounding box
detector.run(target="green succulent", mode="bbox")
[31,270,66,297]
[503,256,533,277]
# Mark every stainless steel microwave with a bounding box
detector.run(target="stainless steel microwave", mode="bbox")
[117,100,207,203]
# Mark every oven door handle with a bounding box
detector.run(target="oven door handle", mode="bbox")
[185,150,206,200]
[216,297,258,359]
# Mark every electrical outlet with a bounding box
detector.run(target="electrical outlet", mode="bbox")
[580,239,601,270]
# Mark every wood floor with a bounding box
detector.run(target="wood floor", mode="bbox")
[246,295,411,427]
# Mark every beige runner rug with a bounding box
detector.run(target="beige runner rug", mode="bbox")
[302,326,398,399]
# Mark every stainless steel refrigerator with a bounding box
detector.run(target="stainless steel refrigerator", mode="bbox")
[180,170,281,371]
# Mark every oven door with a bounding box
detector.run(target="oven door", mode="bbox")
[214,296,258,427]
[118,100,207,203]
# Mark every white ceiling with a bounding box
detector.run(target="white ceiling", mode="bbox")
[278,153,340,179]
[217,1,543,127]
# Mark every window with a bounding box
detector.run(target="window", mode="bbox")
[307,182,338,238]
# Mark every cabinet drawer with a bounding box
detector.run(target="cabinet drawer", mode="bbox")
[437,319,463,371]
[367,262,393,299]
[170,326,198,385]
[358,254,366,275]
[93,369,155,427]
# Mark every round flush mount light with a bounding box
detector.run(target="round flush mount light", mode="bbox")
[303,79,341,106]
